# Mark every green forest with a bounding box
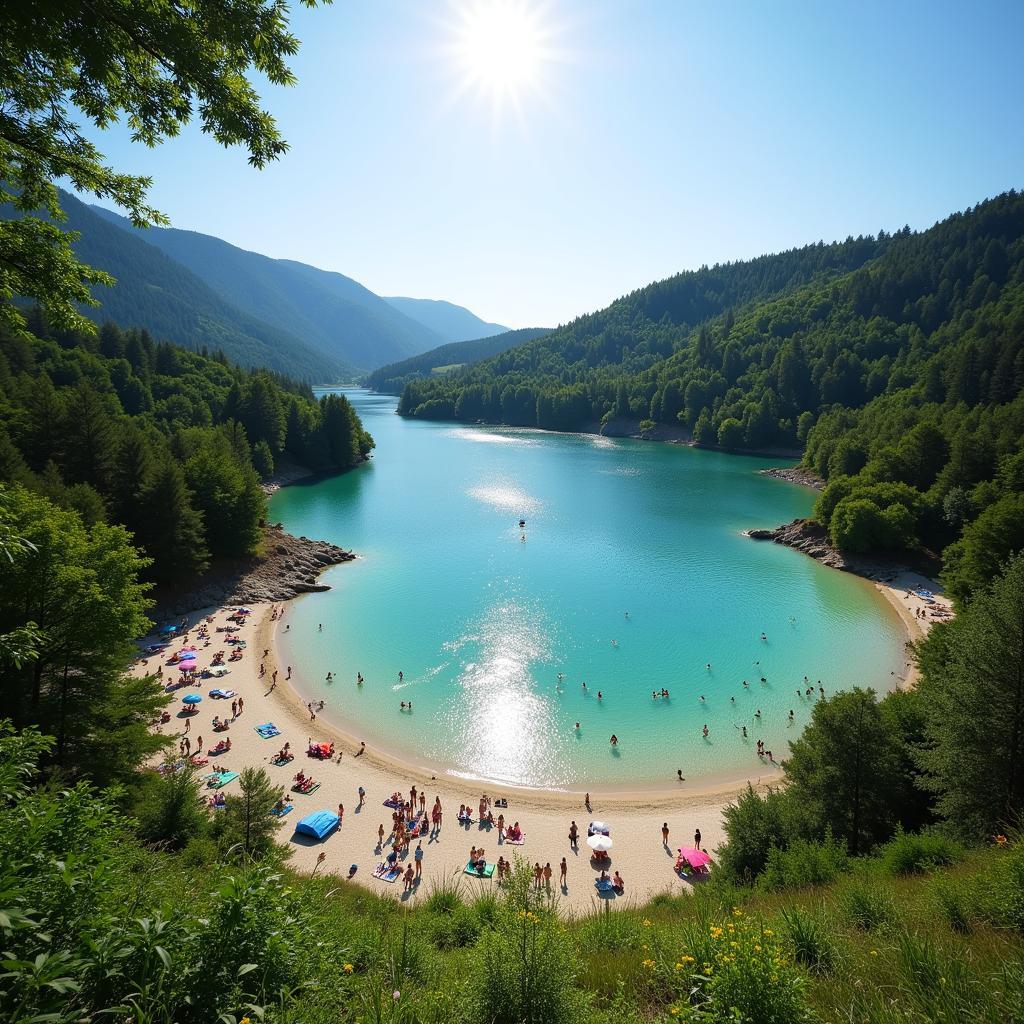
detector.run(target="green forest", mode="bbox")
[0,312,374,587]
[399,192,1024,599]
[367,327,552,394]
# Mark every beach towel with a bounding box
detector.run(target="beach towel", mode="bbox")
[255,723,281,739]
[271,804,294,817]
[504,833,526,845]
[464,861,496,878]
[383,798,402,808]
[594,878,615,892]
[190,756,209,767]
[372,863,402,882]
[271,755,294,767]
[205,771,239,789]
[291,781,321,796]
[209,688,236,699]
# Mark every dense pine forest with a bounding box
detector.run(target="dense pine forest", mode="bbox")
[0,312,374,587]
[399,192,1024,598]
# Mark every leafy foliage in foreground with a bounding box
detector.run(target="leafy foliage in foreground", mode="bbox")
[3,719,1024,1024]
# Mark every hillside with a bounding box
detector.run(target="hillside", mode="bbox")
[399,192,1024,598]
[87,203,445,371]
[366,326,552,394]
[384,295,507,343]
[1,192,354,382]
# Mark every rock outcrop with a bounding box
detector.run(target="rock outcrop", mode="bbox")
[746,518,851,570]
[758,466,824,489]
[154,523,355,618]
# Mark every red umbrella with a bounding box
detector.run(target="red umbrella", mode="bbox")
[677,846,711,868]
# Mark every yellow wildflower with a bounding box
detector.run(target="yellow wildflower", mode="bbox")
[343,963,354,973]
[643,918,652,927]
[642,958,656,969]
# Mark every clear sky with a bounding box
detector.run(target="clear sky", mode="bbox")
[82,0,1024,329]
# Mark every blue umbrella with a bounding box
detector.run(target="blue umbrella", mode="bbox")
[182,694,202,705]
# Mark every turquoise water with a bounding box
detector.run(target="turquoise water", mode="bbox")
[270,390,904,789]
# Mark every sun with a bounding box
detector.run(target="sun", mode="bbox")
[450,0,552,107]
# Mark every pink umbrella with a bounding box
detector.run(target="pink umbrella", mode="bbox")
[178,662,196,672]
[677,847,711,868]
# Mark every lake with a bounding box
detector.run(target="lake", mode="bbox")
[269,390,905,790]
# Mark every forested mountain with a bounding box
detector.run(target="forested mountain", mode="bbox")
[399,192,1024,598]
[366,326,552,394]
[1,192,353,382]
[88,202,448,370]
[383,296,507,343]
[0,309,373,586]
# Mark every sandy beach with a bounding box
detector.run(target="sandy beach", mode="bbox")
[143,600,783,913]
[141,561,949,914]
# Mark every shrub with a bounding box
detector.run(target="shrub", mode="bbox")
[759,834,849,891]
[881,830,964,875]
[780,906,839,974]
[931,878,972,934]
[717,785,800,882]
[134,764,207,848]
[670,910,811,1023]
[424,874,464,916]
[841,882,898,932]
[466,864,580,1024]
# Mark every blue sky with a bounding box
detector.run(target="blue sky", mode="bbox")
[83,0,1024,328]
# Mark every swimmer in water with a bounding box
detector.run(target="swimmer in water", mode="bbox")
[610,734,618,746]
[702,724,709,738]
[582,682,587,691]
[754,709,762,719]
[597,691,603,700]
[699,695,705,702]
[788,709,795,722]
[705,663,711,671]
[741,726,748,738]
[575,722,580,730]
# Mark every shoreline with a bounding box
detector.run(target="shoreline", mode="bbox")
[143,601,772,913]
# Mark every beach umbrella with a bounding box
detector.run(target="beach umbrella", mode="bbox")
[182,694,202,705]
[588,820,610,835]
[587,834,613,852]
[178,663,196,672]
[677,846,711,868]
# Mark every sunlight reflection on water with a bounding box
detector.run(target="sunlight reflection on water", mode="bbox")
[444,596,567,785]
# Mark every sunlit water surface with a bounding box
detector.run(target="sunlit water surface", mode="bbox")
[270,391,904,788]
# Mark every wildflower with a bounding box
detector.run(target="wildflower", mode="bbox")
[343,963,354,973]
[240,1019,251,1024]
[393,990,401,1001]
[680,955,695,963]
[754,944,762,952]
[763,928,774,936]
[732,907,744,917]
[643,918,652,927]
[870,950,878,957]
[642,958,656,969]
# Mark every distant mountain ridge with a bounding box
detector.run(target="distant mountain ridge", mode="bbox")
[383,296,507,344]
[86,203,446,372]
[366,327,552,394]
[5,190,349,382]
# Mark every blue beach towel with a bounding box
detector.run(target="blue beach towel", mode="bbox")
[255,723,281,739]
[270,803,293,817]
[464,861,495,878]
[205,771,239,789]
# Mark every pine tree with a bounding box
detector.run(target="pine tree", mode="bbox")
[916,553,1024,835]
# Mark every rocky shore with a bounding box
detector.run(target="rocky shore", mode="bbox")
[154,523,355,618]
[758,466,824,489]
[746,518,852,570]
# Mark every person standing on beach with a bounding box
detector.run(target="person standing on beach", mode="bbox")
[569,821,579,849]
[358,786,366,807]
[560,857,567,887]
[543,862,552,890]
[415,841,423,879]
[378,823,385,848]
[694,827,702,850]
[662,822,670,847]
